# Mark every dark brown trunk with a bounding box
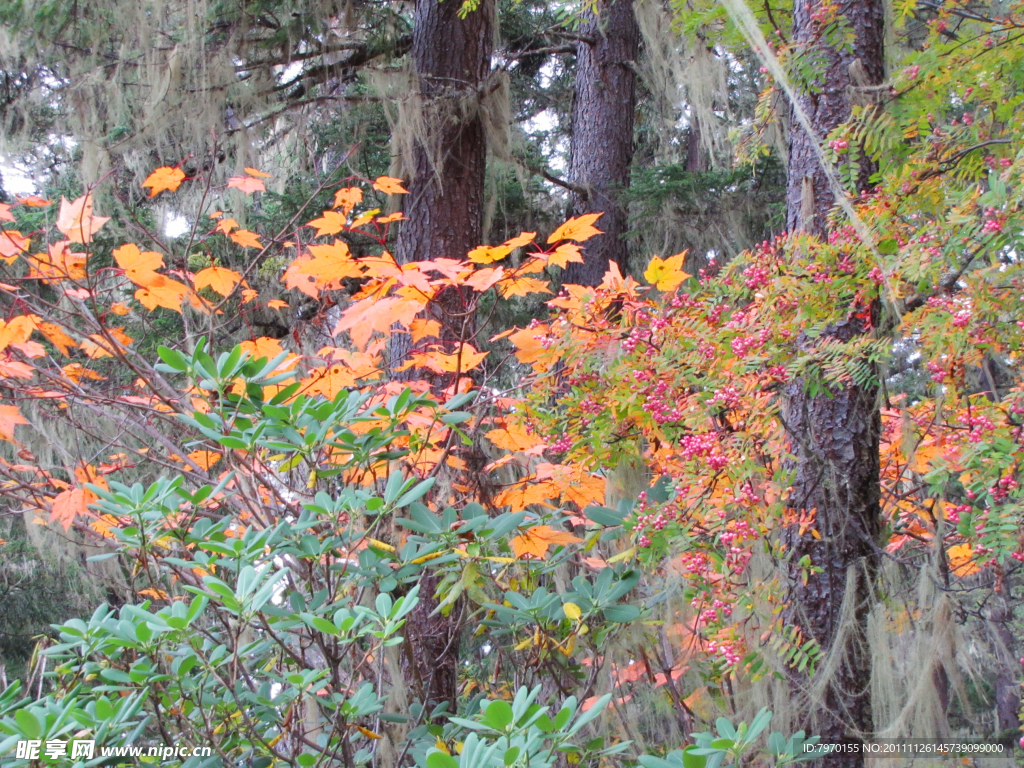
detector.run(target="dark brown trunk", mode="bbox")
[564,0,639,286]
[782,2,885,766]
[392,0,495,711]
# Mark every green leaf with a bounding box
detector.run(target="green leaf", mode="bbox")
[426,751,460,768]
[484,699,514,730]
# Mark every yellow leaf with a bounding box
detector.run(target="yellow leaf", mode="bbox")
[510,525,582,559]
[367,538,396,553]
[547,213,603,244]
[357,727,382,740]
[468,244,512,264]
[563,601,582,621]
[194,266,243,297]
[372,176,408,195]
[351,209,379,229]
[643,252,690,292]
[142,167,186,197]
[56,194,110,244]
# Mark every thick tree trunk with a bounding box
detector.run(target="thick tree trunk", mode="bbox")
[782,2,885,766]
[392,0,495,711]
[564,0,639,286]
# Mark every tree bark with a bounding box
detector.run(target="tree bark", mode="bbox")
[564,0,639,286]
[392,0,495,712]
[782,2,885,766]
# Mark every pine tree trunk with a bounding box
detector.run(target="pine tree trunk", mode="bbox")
[564,0,639,286]
[392,0,495,711]
[782,2,885,765]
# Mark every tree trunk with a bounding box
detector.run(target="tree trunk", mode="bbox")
[782,2,885,766]
[392,0,495,711]
[564,0,639,286]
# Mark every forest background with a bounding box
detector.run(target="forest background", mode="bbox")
[0,0,1023,766]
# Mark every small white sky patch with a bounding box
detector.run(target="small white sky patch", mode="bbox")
[0,164,38,196]
[165,213,190,238]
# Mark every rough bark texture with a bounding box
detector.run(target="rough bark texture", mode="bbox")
[392,0,495,712]
[564,0,639,286]
[396,0,493,269]
[782,2,885,766]
[785,0,885,235]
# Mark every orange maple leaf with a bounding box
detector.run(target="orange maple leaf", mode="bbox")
[372,176,408,195]
[38,322,77,356]
[18,196,51,207]
[135,276,192,313]
[0,204,13,222]
[113,243,164,286]
[0,405,28,442]
[947,543,980,577]
[56,194,110,244]
[194,266,243,297]
[214,218,239,235]
[302,239,362,281]
[188,450,222,470]
[333,296,424,350]
[26,241,87,282]
[51,487,95,530]
[464,267,506,293]
[547,213,603,245]
[241,288,259,303]
[227,175,266,194]
[545,243,585,269]
[507,325,562,371]
[307,210,347,237]
[0,316,35,352]
[510,525,582,559]
[486,422,546,454]
[333,186,363,214]
[504,231,537,249]
[239,337,299,371]
[142,166,186,197]
[0,230,29,263]
[499,276,552,299]
[399,343,489,375]
[81,328,134,358]
[229,229,263,249]
[243,167,272,178]
[62,363,105,383]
